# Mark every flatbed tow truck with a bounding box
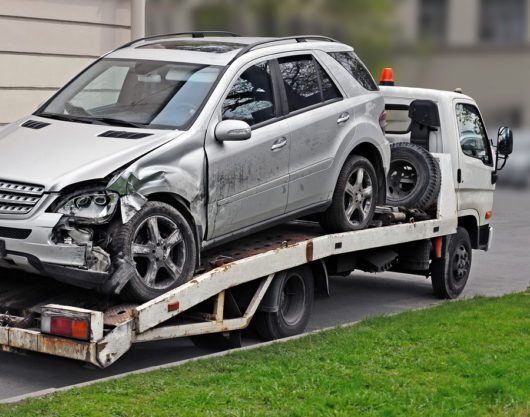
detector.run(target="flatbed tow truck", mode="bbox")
[0,155,457,367]
[0,77,512,368]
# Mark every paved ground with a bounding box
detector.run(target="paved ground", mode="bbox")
[0,189,528,401]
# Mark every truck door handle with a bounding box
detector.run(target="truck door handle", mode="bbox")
[337,113,350,124]
[271,137,287,151]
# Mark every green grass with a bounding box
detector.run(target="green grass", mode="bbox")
[1,291,529,417]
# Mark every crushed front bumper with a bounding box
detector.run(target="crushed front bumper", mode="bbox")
[0,213,109,288]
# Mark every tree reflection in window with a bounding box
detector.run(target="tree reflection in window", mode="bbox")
[456,103,493,165]
[222,61,275,126]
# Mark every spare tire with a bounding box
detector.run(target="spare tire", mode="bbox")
[386,143,441,210]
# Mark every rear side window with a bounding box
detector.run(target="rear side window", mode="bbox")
[329,52,378,91]
[278,55,341,113]
[385,104,411,134]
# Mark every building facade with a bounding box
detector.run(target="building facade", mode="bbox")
[0,0,145,125]
[395,0,530,131]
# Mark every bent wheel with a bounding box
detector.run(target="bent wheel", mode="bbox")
[111,202,197,303]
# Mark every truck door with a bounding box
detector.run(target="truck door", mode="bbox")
[454,101,495,223]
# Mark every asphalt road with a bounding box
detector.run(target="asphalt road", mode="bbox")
[0,189,528,401]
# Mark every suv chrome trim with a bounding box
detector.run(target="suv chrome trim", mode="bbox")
[0,180,45,215]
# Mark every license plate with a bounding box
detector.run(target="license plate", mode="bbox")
[0,240,6,259]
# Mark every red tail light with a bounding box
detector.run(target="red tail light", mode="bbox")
[42,315,90,340]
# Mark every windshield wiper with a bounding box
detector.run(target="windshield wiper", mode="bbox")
[38,113,94,124]
[88,117,147,129]
[37,113,147,129]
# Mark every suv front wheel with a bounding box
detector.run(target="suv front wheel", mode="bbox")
[110,201,197,302]
[320,155,378,233]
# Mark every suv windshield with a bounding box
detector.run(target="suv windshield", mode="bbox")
[38,59,222,130]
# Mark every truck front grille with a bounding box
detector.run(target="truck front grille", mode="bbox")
[0,180,45,215]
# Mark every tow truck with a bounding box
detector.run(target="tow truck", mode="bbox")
[0,69,512,368]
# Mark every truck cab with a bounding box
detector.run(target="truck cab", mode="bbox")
[381,83,513,252]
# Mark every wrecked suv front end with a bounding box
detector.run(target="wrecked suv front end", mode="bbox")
[0,180,113,289]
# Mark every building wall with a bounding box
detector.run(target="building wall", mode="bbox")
[394,0,530,131]
[0,0,135,125]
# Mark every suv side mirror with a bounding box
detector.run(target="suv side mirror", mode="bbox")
[497,126,513,156]
[215,120,251,142]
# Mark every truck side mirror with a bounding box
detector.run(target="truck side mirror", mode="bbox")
[497,126,513,156]
[215,120,252,142]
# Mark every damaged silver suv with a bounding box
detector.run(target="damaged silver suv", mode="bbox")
[0,33,389,302]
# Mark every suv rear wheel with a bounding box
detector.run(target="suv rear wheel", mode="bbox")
[320,155,378,233]
[111,202,197,302]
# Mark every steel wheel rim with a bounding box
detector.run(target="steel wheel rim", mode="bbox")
[131,215,186,290]
[344,167,374,227]
[387,159,419,201]
[279,273,306,326]
[452,244,470,282]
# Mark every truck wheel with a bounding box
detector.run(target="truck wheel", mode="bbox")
[387,143,441,210]
[254,266,314,341]
[111,202,197,302]
[320,155,378,233]
[432,227,472,299]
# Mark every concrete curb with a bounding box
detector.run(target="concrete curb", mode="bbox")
[0,318,367,405]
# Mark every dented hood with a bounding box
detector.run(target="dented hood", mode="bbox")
[0,117,182,192]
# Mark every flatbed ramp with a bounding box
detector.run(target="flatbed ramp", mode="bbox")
[0,155,456,367]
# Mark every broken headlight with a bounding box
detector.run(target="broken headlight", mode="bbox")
[56,192,119,224]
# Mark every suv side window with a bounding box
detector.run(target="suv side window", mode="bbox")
[222,61,275,126]
[278,55,341,113]
[456,103,493,165]
[329,51,378,92]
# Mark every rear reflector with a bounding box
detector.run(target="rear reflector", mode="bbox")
[485,211,493,220]
[41,315,90,341]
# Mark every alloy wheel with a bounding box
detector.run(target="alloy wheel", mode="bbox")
[343,167,374,227]
[131,215,186,290]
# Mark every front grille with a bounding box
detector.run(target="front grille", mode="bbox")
[0,180,45,216]
[0,226,32,240]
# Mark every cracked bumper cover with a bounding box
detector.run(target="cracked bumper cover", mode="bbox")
[0,213,109,289]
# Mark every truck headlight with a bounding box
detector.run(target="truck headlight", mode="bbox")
[56,192,119,224]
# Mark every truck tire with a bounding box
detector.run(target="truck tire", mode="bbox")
[110,201,197,302]
[320,155,378,233]
[254,266,314,341]
[387,143,441,210]
[432,227,472,299]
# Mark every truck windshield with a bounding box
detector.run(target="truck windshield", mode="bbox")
[38,59,222,130]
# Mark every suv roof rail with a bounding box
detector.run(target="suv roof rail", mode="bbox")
[229,35,339,63]
[117,31,240,51]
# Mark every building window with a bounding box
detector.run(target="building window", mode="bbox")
[419,0,449,43]
[480,0,526,45]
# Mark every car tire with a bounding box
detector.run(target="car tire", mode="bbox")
[254,266,314,341]
[431,227,472,299]
[110,201,197,303]
[386,143,441,210]
[320,155,378,233]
